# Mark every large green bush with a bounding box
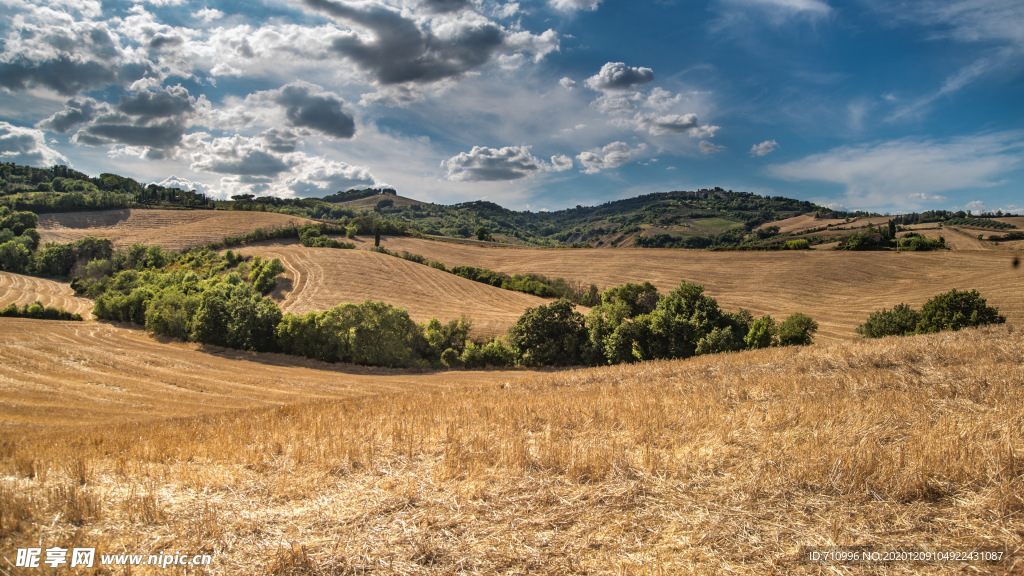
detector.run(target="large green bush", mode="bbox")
[855,303,920,338]
[508,299,588,366]
[856,290,1005,338]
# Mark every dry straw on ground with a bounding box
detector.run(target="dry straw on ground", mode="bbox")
[2,323,1021,575]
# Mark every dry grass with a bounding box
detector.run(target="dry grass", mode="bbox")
[234,240,551,338]
[368,236,1024,342]
[0,271,95,319]
[0,317,530,429]
[2,324,1021,574]
[37,209,312,250]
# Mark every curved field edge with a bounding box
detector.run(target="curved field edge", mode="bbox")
[2,325,1021,575]
[0,317,532,428]
[0,271,95,319]
[371,236,1024,342]
[37,209,313,250]
[234,240,552,339]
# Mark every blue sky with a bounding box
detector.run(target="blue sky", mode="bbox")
[0,0,1021,213]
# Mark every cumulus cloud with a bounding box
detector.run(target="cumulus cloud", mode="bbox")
[419,0,473,14]
[576,141,635,174]
[550,0,603,11]
[188,133,294,178]
[302,0,556,86]
[157,175,208,193]
[65,85,197,157]
[193,8,224,23]
[766,132,1024,210]
[0,10,151,96]
[638,113,698,136]
[0,122,70,166]
[443,145,548,181]
[274,82,356,139]
[585,62,654,91]
[750,139,779,156]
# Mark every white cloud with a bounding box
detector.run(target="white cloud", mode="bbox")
[549,0,603,12]
[576,141,637,174]
[0,122,69,166]
[767,132,1024,210]
[724,0,830,15]
[750,139,778,156]
[700,140,725,155]
[585,62,654,92]
[192,8,224,24]
[442,145,570,181]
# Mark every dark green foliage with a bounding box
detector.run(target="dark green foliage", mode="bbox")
[856,304,920,338]
[423,317,471,366]
[856,290,1004,338]
[647,282,730,359]
[838,232,885,251]
[507,299,588,366]
[248,256,286,294]
[916,289,1005,334]
[897,234,946,251]
[475,227,492,241]
[776,313,819,346]
[0,301,82,321]
[460,339,516,368]
[298,224,356,249]
[600,281,660,316]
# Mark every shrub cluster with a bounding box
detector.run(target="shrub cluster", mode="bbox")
[509,281,818,366]
[1,207,115,278]
[856,289,1005,338]
[1,301,82,321]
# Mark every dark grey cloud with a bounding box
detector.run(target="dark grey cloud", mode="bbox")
[585,61,654,91]
[274,83,356,139]
[117,85,195,121]
[443,145,543,181]
[420,0,473,14]
[189,132,295,178]
[304,0,506,84]
[37,98,107,133]
[638,113,698,135]
[260,128,302,153]
[0,55,150,96]
[68,86,196,151]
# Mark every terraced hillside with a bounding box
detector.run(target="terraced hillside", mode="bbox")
[369,236,1024,342]
[0,271,95,319]
[37,209,312,249]
[0,317,529,429]
[234,240,551,338]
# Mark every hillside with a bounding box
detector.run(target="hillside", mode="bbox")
[369,236,1024,341]
[0,317,529,428]
[3,323,1020,574]
[37,209,312,250]
[233,239,552,338]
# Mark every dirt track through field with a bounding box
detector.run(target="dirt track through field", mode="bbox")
[373,236,1024,342]
[38,209,312,249]
[234,241,550,338]
[0,271,94,318]
[0,317,531,429]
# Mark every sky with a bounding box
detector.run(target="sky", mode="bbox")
[0,0,1022,213]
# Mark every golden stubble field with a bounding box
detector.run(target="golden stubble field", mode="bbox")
[364,236,1024,342]
[1,324,1021,575]
[37,209,312,250]
[0,271,95,319]
[233,240,551,339]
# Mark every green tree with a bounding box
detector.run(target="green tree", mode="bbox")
[508,299,587,366]
[856,304,919,338]
[745,315,777,349]
[916,289,1004,333]
[647,281,725,360]
[475,226,493,241]
[777,313,818,346]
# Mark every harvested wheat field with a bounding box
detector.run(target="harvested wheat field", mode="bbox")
[234,240,551,338]
[2,325,1021,575]
[37,209,312,250]
[0,317,530,430]
[758,213,846,234]
[369,237,1024,342]
[0,271,95,319]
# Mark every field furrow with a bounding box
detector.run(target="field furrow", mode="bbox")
[0,271,95,318]
[235,241,550,338]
